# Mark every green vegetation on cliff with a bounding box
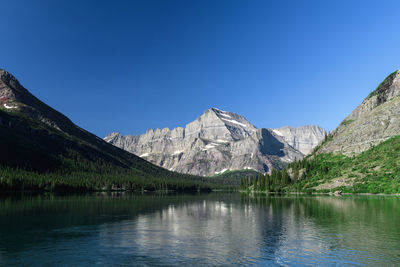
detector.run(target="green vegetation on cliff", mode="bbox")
[242,136,400,194]
[368,70,398,99]
[244,68,400,194]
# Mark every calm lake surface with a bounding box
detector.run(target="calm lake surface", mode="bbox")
[0,193,400,266]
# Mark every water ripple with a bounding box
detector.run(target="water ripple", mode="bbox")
[0,194,400,266]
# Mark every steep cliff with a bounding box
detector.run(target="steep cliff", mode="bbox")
[319,68,400,155]
[272,125,327,155]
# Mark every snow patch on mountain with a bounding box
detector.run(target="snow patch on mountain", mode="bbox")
[220,118,247,127]
[3,103,17,109]
[272,129,283,136]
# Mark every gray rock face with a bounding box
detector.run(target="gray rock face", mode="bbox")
[0,69,26,108]
[0,69,75,131]
[319,68,400,155]
[105,108,324,176]
[272,125,327,155]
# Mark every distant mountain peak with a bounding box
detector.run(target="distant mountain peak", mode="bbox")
[207,107,257,130]
[105,108,325,176]
[104,132,121,142]
[210,107,225,112]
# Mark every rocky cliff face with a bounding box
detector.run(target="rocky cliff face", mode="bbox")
[105,108,325,176]
[0,69,82,133]
[272,125,327,155]
[319,68,400,155]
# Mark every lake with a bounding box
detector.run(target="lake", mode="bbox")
[0,192,399,266]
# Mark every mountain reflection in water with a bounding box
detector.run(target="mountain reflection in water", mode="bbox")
[0,193,399,266]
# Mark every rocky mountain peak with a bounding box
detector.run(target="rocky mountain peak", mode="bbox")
[369,69,399,103]
[0,69,18,82]
[105,108,325,176]
[345,69,400,122]
[187,107,257,141]
[210,108,257,128]
[104,132,122,142]
[319,68,400,155]
[0,69,29,106]
[0,69,78,133]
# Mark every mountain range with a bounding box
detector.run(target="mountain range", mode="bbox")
[105,109,326,176]
[2,66,399,194]
[0,69,230,192]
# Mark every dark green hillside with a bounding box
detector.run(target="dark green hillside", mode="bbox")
[0,70,238,192]
[213,169,260,179]
[0,109,233,192]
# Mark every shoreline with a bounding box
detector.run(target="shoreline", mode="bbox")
[242,190,400,196]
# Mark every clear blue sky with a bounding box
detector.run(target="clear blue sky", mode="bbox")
[2,0,400,137]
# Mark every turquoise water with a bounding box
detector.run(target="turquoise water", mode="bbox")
[0,193,399,266]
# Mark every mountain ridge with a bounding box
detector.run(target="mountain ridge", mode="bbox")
[0,69,232,192]
[265,67,400,194]
[318,68,400,155]
[105,108,326,176]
